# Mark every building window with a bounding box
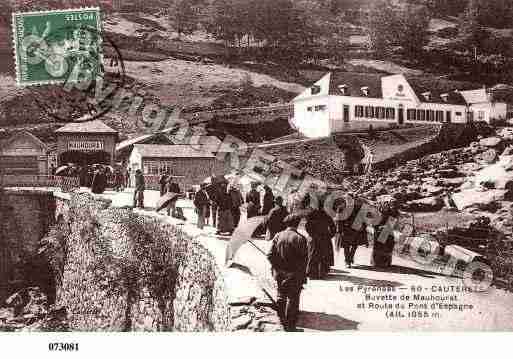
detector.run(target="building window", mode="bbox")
[311,85,321,95]
[355,105,364,118]
[427,110,435,122]
[478,111,485,120]
[436,111,444,122]
[407,109,416,121]
[385,108,395,120]
[455,112,462,116]
[417,109,426,121]
[315,105,327,111]
[307,106,313,112]
[378,107,385,119]
[467,111,474,122]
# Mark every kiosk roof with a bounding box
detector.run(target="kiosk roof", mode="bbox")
[55,120,118,134]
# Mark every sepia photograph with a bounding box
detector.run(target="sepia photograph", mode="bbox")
[0,0,513,355]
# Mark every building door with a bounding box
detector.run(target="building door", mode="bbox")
[467,111,474,123]
[343,105,350,122]
[446,111,451,123]
[398,106,404,125]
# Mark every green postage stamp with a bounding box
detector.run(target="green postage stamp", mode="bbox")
[12,8,102,87]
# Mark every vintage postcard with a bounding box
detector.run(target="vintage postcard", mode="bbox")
[1,0,513,354]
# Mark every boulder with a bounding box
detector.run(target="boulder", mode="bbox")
[451,189,508,211]
[402,196,444,212]
[474,160,513,189]
[230,314,253,330]
[475,149,498,164]
[480,136,502,148]
[459,162,483,173]
[502,146,513,157]
[421,185,444,196]
[436,169,465,179]
[438,178,466,188]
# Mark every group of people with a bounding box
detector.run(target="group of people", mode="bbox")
[157,171,186,219]
[50,163,129,194]
[192,180,278,236]
[267,193,369,331]
[193,180,244,235]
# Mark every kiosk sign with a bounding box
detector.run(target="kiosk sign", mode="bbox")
[68,140,103,151]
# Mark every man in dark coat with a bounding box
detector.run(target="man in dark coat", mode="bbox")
[305,205,336,279]
[91,168,106,194]
[214,182,234,235]
[165,177,184,219]
[166,176,181,194]
[246,182,261,219]
[264,196,289,240]
[133,169,145,208]
[267,215,308,332]
[228,184,244,228]
[159,171,169,196]
[261,184,274,216]
[194,183,210,229]
[90,169,102,194]
[334,195,367,268]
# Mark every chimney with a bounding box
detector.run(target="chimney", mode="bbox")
[311,85,321,95]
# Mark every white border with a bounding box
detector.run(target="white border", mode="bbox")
[11,7,101,87]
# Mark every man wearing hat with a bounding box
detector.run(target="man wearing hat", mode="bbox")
[133,169,145,209]
[246,182,261,219]
[267,214,309,332]
[194,183,210,229]
[264,196,289,240]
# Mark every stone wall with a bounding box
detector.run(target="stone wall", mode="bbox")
[374,122,494,170]
[0,189,55,303]
[2,189,281,332]
[50,193,230,331]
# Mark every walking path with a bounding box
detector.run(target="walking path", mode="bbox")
[23,187,513,331]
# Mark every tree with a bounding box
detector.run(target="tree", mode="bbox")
[423,0,468,16]
[365,0,399,57]
[458,0,487,50]
[477,0,513,29]
[396,4,431,59]
[168,0,199,39]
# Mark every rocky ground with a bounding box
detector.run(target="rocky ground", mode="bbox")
[0,287,68,332]
[341,127,513,287]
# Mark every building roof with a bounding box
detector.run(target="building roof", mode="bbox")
[328,72,385,98]
[326,72,486,105]
[460,88,489,104]
[0,130,47,152]
[405,76,478,105]
[116,132,175,152]
[55,120,118,134]
[489,85,513,104]
[133,144,215,159]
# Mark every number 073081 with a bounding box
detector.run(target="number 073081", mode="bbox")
[48,343,79,351]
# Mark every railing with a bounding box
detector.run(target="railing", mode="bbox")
[143,175,191,193]
[0,175,80,191]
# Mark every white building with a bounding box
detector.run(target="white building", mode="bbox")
[292,72,508,136]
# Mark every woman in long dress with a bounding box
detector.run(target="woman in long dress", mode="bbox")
[334,195,367,268]
[305,204,336,279]
[371,199,399,267]
[194,184,210,229]
[215,183,234,235]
